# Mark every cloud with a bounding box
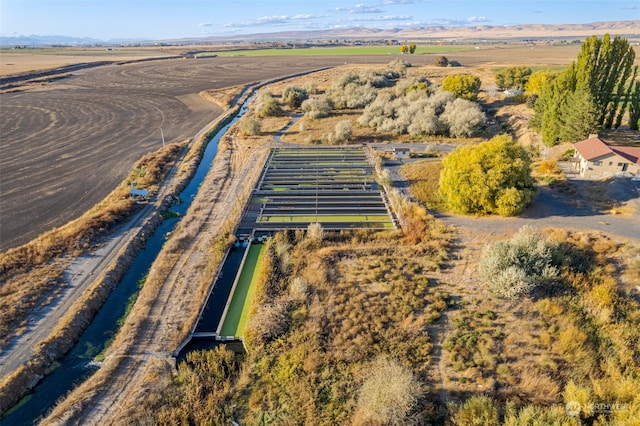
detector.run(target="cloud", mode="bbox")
[223,14,323,29]
[335,4,385,14]
[621,5,637,9]
[382,0,416,4]
[466,16,489,24]
[346,15,413,22]
[198,22,212,28]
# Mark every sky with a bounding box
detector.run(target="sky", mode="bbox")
[1,0,638,41]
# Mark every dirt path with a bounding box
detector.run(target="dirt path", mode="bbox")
[41,118,270,425]
[437,185,640,242]
[427,227,493,404]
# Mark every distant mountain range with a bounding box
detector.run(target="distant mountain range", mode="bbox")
[2,20,639,47]
[0,34,147,47]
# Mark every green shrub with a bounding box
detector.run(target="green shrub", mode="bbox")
[282,85,309,108]
[239,116,262,135]
[260,98,284,117]
[452,395,499,426]
[439,135,536,216]
[503,402,579,426]
[478,226,559,299]
[301,97,332,119]
[333,120,353,142]
[442,74,482,101]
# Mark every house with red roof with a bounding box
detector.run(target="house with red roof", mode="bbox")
[573,136,640,180]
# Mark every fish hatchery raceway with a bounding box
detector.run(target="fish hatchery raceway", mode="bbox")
[0,55,424,251]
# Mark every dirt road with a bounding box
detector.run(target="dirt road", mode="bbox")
[437,182,640,242]
[41,109,271,425]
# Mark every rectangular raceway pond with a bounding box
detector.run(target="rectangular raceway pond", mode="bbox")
[217,242,266,339]
[238,146,396,233]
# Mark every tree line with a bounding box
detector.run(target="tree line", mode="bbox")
[529,34,639,145]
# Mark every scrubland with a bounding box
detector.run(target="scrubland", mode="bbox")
[3,44,639,425]
[119,57,639,425]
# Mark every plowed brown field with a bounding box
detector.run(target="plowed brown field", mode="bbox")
[0,55,396,250]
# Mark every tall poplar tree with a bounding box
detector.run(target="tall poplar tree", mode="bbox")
[628,79,640,130]
[531,34,639,145]
[576,34,636,128]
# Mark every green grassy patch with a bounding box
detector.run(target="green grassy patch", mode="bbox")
[259,214,392,223]
[196,46,472,58]
[219,244,266,338]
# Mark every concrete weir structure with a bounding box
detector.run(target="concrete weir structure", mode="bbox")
[178,146,396,353]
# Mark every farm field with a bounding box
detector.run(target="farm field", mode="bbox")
[196,45,473,57]
[0,47,180,76]
[4,41,623,250]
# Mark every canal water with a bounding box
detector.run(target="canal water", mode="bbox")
[194,241,248,335]
[2,98,252,425]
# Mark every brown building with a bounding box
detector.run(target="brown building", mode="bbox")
[573,136,640,180]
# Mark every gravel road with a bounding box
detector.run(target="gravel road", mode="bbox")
[438,185,640,242]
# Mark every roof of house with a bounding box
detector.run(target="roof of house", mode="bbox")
[573,136,615,161]
[574,136,640,165]
[612,146,640,165]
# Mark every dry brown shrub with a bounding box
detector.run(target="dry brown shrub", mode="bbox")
[353,356,421,426]
[536,158,561,175]
[513,369,560,405]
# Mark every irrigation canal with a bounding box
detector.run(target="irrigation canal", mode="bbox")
[2,94,253,425]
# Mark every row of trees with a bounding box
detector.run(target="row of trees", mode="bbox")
[530,34,640,145]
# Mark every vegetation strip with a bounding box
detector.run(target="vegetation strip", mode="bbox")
[218,244,266,338]
[196,46,472,57]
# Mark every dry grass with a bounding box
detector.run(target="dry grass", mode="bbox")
[200,84,247,109]
[434,227,640,422]
[400,160,444,208]
[115,192,452,424]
